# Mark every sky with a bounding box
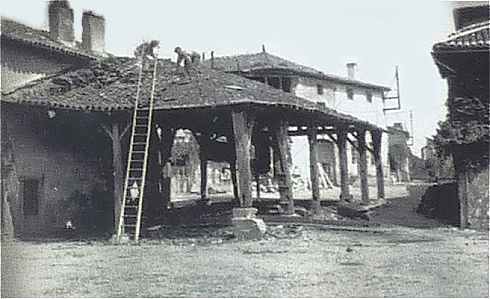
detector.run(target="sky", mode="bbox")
[2,0,457,155]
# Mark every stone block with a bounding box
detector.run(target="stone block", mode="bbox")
[232,217,267,240]
[231,208,266,239]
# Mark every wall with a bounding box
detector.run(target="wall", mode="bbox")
[465,167,489,230]
[1,105,112,237]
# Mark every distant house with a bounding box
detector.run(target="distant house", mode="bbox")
[387,123,411,182]
[432,3,489,229]
[206,50,393,185]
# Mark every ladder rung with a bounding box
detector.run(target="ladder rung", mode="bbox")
[127,177,142,180]
[124,215,138,218]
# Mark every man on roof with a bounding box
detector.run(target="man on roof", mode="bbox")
[174,46,200,73]
[134,40,160,61]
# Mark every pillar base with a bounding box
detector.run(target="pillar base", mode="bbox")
[231,208,266,240]
[311,201,321,214]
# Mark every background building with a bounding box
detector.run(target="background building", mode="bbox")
[432,2,489,229]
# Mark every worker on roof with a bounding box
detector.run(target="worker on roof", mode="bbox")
[134,40,160,61]
[174,46,200,72]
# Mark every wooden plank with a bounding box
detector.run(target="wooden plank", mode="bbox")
[336,128,351,201]
[371,130,385,200]
[356,129,369,203]
[308,126,321,213]
[231,109,255,207]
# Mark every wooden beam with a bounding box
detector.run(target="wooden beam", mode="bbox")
[336,128,351,201]
[326,132,338,144]
[100,123,113,139]
[232,109,255,207]
[371,130,385,200]
[120,122,132,138]
[356,129,369,203]
[272,120,294,214]
[308,126,321,213]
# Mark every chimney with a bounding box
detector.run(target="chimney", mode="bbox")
[346,62,357,80]
[48,0,74,44]
[82,11,105,53]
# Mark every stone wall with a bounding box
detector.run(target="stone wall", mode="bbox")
[1,105,112,237]
[465,167,489,230]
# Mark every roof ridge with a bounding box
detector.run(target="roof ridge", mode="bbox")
[444,20,490,42]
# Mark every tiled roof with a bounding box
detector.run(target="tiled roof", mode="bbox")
[1,17,97,59]
[433,20,490,51]
[203,51,390,91]
[1,56,382,130]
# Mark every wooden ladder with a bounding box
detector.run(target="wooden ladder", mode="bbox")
[116,55,159,242]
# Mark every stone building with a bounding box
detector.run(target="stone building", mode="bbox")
[432,3,489,229]
[1,1,108,237]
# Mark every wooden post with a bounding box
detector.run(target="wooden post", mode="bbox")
[230,162,239,203]
[371,130,385,200]
[356,129,369,203]
[159,128,176,209]
[336,128,351,201]
[111,122,124,230]
[255,172,261,199]
[272,120,294,215]
[308,125,321,213]
[200,152,208,200]
[232,109,255,207]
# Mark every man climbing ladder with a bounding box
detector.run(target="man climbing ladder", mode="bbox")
[115,41,160,242]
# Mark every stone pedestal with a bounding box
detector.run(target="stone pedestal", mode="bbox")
[231,208,266,240]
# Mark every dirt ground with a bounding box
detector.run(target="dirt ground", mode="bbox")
[1,185,489,298]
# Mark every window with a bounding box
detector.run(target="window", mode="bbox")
[317,84,324,95]
[23,179,39,216]
[366,91,373,103]
[282,77,291,93]
[347,88,354,100]
[268,77,281,89]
